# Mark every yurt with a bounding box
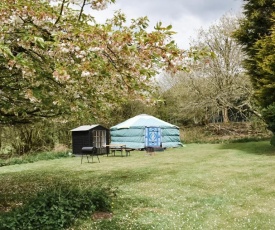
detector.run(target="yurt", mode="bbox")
[110,114,182,149]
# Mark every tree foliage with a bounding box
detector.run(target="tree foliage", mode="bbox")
[157,15,254,125]
[0,0,185,124]
[234,0,275,134]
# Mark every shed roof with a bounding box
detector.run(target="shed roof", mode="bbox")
[111,114,178,130]
[71,125,100,131]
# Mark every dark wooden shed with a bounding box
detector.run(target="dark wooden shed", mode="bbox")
[71,125,109,155]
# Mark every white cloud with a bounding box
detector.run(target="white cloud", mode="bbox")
[87,0,243,49]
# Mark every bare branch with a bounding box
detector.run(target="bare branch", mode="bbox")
[55,0,66,25]
[78,0,87,21]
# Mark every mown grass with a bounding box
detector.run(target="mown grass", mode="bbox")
[1,141,275,229]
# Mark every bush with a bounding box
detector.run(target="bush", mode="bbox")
[0,184,112,230]
[270,135,275,146]
[182,122,271,144]
[262,103,275,134]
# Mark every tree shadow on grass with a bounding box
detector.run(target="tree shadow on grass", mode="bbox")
[220,141,275,156]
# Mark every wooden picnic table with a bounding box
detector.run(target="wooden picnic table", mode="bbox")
[104,144,134,157]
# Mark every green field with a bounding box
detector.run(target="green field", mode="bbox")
[1,141,275,229]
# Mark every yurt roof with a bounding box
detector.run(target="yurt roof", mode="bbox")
[111,114,178,130]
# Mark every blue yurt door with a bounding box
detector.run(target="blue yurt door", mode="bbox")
[145,127,161,147]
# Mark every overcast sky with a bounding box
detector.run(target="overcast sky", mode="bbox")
[89,0,244,49]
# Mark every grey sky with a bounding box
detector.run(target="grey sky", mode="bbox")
[89,0,244,49]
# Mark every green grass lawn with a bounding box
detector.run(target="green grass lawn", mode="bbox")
[1,141,275,229]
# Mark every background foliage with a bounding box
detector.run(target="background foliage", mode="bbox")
[234,0,275,137]
[0,184,112,230]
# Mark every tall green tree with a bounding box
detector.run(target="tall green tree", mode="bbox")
[234,0,275,137]
[254,15,275,137]
[0,0,185,124]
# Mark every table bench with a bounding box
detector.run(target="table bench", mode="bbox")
[105,144,134,157]
[110,147,124,156]
[124,148,135,156]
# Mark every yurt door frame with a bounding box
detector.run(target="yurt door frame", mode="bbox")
[145,127,161,147]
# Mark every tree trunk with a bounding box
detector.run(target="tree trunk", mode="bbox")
[222,107,229,123]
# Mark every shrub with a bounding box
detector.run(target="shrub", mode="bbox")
[0,184,112,230]
[270,135,275,146]
[262,103,275,135]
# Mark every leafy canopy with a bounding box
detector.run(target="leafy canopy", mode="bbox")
[0,0,186,124]
[234,0,275,134]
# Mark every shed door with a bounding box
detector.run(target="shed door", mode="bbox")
[93,130,106,148]
[145,127,161,147]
